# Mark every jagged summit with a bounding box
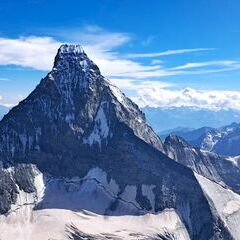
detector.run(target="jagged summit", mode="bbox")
[48,44,101,93]
[164,133,191,148]
[58,44,84,54]
[0,43,164,170]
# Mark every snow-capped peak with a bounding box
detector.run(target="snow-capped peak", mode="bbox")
[58,44,84,55]
[46,44,102,102]
[52,44,100,76]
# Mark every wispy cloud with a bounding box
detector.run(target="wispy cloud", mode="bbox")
[151,59,163,65]
[45,25,131,49]
[126,48,215,58]
[0,26,239,82]
[172,60,240,70]
[110,78,172,90]
[0,36,60,70]
[0,32,171,79]
[0,78,10,81]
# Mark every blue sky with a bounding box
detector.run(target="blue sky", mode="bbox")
[1,0,240,109]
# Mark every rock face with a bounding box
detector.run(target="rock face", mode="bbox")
[0,44,239,240]
[164,134,240,194]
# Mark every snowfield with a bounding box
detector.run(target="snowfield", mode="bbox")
[195,173,240,240]
[0,208,190,240]
[0,167,190,240]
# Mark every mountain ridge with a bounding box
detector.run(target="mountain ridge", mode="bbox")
[0,44,239,240]
[165,122,240,157]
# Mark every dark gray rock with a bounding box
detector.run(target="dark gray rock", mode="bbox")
[164,134,240,194]
[0,168,18,214]
[0,164,38,214]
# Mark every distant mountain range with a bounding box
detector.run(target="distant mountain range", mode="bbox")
[161,122,240,156]
[142,106,240,132]
[1,44,240,239]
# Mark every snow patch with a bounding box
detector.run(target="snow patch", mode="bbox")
[59,44,84,55]
[226,155,240,167]
[223,200,240,215]
[84,102,110,147]
[84,167,120,196]
[10,168,45,213]
[109,84,126,104]
[195,173,240,239]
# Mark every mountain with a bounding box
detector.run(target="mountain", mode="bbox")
[159,127,208,141]
[195,122,240,156]
[0,44,240,240]
[0,105,9,120]
[160,126,215,145]
[164,134,240,194]
[142,106,240,132]
[172,122,240,156]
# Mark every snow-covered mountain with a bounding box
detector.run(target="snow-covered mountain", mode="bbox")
[171,122,240,156]
[142,106,240,132]
[197,122,240,156]
[0,44,240,240]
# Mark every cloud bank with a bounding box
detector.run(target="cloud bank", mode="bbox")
[109,78,240,111]
[128,87,240,110]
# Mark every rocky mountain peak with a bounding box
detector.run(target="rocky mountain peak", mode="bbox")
[58,44,84,54]
[47,44,101,95]
[0,44,164,169]
[164,133,191,148]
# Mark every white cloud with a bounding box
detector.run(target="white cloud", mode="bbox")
[0,78,10,81]
[0,29,239,80]
[129,87,240,110]
[126,48,215,58]
[1,26,240,111]
[46,25,131,49]
[0,36,60,70]
[110,78,172,90]
[0,32,169,79]
[172,60,240,70]
[151,59,163,65]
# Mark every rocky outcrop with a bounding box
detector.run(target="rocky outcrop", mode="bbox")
[164,134,240,194]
